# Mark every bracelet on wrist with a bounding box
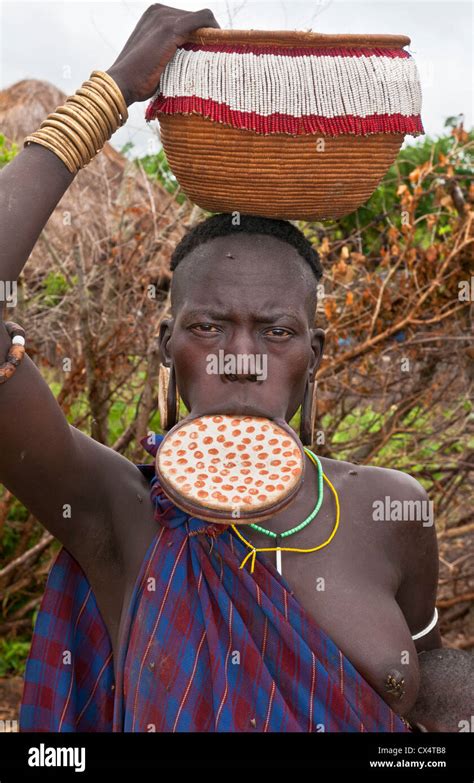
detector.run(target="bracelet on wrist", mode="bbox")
[0,322,26,385]
[23,70,129,174]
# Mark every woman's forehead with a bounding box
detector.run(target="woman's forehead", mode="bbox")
[171,233,317,317]
[178,269,311,316]
[177,243,311,289]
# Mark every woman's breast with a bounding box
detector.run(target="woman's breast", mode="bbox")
[268,545,421,718]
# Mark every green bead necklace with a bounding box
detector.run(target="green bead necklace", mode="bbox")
[248,447,323,539]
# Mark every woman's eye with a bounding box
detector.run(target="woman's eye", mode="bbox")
[191,324,220,333]
[265,327,292,338]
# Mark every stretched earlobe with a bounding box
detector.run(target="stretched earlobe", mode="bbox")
[299,376,317,447]
[158,363,180,430]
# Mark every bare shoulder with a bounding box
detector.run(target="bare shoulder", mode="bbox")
[318,454,437,581]
[361,462,436,550]
[319,454,432,529]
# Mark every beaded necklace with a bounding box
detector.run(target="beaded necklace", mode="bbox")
[231,449,340,574]
[248,448,324,539]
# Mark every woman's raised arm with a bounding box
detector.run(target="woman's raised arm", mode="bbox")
[0,3,219,286]
[0,4,219,564]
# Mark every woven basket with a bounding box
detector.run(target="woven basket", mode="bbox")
[146,28,423,221]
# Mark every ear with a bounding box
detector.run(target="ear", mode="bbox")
[158,318,174,367]
[308,327,325,381]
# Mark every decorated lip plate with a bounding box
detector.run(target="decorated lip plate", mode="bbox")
[155,414,305,523]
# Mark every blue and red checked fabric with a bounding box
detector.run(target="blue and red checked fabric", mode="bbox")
[19,432,412,733]
[19,546,115,731]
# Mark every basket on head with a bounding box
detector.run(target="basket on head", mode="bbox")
[145,28,423,221]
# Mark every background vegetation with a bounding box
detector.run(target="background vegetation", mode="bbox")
[0,118,473,683]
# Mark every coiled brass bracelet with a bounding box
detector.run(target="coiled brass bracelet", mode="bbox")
[24,70,128,173]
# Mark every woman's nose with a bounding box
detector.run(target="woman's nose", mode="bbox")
[220,330,265,381]
[223,328,259,358]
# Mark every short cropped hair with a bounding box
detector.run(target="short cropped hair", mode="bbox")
[170,213,323,281]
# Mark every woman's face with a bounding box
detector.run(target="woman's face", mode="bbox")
[159,233,325,423]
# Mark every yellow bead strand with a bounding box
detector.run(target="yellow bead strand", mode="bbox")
[231,470,340,574]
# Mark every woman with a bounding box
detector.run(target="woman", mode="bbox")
[0,4,446,733]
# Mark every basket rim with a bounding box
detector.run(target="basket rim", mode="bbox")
[187,27,411,49]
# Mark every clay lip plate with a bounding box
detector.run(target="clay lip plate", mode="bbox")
[155,414,305,523]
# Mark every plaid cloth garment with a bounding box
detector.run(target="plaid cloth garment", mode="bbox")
[19,432,412,733]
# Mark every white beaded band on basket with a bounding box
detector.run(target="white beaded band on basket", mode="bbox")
[145,28,424,220]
